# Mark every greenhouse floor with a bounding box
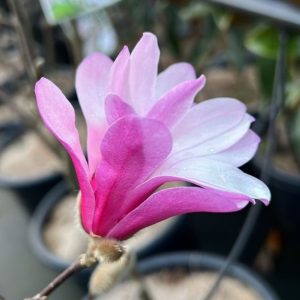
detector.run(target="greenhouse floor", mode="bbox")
[0,189,84,300]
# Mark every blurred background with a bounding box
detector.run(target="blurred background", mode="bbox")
[0,0,300,299]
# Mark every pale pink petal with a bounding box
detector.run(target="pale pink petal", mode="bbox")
[76,52,113,122]
[169,114,254,162]
[105,94,136,125]
[155,62,196,99]
[107,46,130,101]
[210,130,260,167]
[75,52,113,175]
[91,116,172,236]
[172,98,247,152]
[129,32,159,114]
[35,78,95,232]
[107,187,251,239]
[154,157,271,203]
[35,78,87,172]
[147,75,206,129]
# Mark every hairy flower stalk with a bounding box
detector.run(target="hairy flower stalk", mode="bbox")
[33,32,271,297]
[25,238,128,300]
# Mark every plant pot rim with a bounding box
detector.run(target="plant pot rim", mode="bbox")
[0,171,63,188]
[83,252,279,300]
[139,252,279,300]
[29,180,184,271]
[0,126,64,188]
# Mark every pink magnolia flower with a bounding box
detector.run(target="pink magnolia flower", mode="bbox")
[35,32,270,240]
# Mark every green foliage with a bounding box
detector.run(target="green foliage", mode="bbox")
[212,9,234,32]
[256,57,276,99]
[52,1,81,22]
[245,24,300,164]
[245,24,300,60]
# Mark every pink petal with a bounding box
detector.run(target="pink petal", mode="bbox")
[107,186,251,239]
[129,32,159,114]
[172,98,247,152]
[121,175,179,215]
[91,116,172,236]
[105,94,136,125]
[147,75,206,129]
[75,156,96,233]
[107,46,130,101]
[210,130,260,167]
[154,157,271,203]
[155,62,196,99]
[75,52,113,175]
[35,78,95,232]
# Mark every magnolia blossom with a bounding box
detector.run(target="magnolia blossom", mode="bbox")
[35,32,270,240]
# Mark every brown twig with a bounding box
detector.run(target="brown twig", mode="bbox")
[24,255,96,300]
[61,19,83,67]
[7,0,39,82]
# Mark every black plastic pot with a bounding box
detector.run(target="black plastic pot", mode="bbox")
[0,121,24,149]
[29,180,186,286]
[83,252,279,300]
[188,203,272,265]
[0,126,63,213]
[248,116,300,245]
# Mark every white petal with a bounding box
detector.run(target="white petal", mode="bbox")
[172,98,247,152]
[129,33,159,114]
[210,130,260,167]
[170,114,254,162]
[154,157,270,202]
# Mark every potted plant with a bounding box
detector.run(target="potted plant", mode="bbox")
[24,31,270,300]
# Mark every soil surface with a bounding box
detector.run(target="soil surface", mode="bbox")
[0,131,63,179]
[44,195,88,261]
[43,194,176,262]
[96,270,262,300]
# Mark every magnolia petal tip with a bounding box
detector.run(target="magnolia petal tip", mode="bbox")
[236,200,249,209]
[261,197,271,206]
[199,74,206,82]
[121,45,130,53]
[142,32,157,40]
[35,77,49,89]
[198,74,206,88]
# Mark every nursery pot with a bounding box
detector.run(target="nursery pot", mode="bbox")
[0,127,63,213]
[29,180,185,286]
[188,202,271,265]
[84,252,279,300]
[0,121,24,149]
[249,116,300,245]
